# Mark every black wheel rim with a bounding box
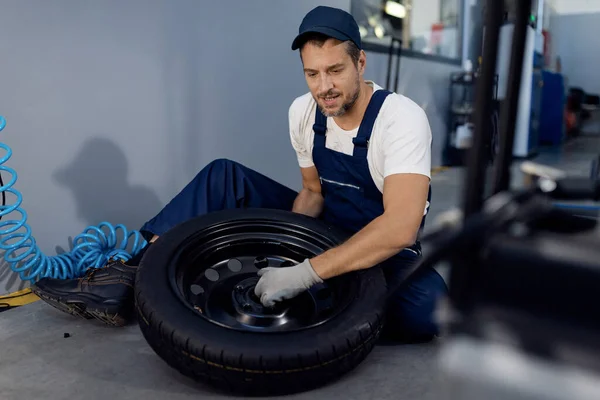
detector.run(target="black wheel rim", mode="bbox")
[168,217,358,333]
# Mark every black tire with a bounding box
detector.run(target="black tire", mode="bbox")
[134,208,387,396]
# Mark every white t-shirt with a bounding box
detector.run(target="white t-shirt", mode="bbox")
[288,81,432,195]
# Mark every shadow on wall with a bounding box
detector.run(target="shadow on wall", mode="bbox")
[0,137,163,293]
[53,137,162,232]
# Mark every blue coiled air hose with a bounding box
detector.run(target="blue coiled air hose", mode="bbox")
[0,115,147,282]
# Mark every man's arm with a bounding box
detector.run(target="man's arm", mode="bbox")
[254,172,430,307]
[291,166,325,218]
[309,172,429,280]
[287,97,324,218]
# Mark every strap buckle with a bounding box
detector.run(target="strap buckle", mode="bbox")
[352,136,369,148]
[312,123,327,136]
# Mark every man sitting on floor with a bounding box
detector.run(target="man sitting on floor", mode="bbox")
[32,6,448,341]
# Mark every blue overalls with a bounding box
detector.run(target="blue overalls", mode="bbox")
[311,89,447,338]
[139,89,447,338]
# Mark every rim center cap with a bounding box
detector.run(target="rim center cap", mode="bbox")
[232,277,289,320]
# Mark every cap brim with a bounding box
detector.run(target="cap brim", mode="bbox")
[291,26,352,50]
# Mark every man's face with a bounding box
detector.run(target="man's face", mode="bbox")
[301,39,364,117]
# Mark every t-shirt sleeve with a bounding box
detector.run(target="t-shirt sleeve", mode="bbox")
[288,100,315,168]
[381,106,432,179]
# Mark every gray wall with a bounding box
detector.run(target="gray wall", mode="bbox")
[549,11,600,94]
[0,0,457,294]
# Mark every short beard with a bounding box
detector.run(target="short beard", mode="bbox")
[318,78,361,118]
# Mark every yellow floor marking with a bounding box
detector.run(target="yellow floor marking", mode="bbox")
[0,288,40,308]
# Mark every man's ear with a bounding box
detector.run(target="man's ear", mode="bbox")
[358,50,367,75]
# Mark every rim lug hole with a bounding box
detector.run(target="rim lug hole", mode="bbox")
[243,303,252,311]
[254,256,269,268]
[235,285,244,292]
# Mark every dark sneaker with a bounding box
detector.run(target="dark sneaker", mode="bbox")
[31,258,137,327]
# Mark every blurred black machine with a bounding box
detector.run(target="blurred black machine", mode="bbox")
[405,0,600,398]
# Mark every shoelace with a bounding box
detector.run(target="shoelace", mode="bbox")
[82,258,121,281]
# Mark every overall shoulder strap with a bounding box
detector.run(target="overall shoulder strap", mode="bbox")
[352,90,392,157]
[312,103,327,148]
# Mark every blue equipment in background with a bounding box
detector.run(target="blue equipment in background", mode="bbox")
[0,116,147,282]
[537,69,566,146]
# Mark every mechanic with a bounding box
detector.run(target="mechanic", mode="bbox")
[32,6,448,342]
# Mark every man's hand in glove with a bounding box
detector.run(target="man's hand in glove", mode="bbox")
[254,259,323,307]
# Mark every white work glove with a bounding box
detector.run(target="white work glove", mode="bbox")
[254,259,323,307]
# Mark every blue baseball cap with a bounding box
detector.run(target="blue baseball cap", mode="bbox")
[291,6,362,51]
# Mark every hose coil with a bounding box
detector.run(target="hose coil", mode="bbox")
[0,116,146,282]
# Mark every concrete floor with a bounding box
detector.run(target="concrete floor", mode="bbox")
[1,135,599,400]
[1,301,447,400]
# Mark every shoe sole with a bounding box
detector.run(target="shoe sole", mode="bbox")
[32,289,130,327]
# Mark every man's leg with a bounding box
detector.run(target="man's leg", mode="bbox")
[32,158,298,326]
[380,249,449,342]
[138,158,298,240]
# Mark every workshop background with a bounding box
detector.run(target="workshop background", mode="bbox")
[1,1,599,400]
[1,0,597,295]
[0,0,596,285]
